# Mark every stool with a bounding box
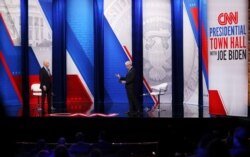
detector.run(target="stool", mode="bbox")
[31,83,42,115]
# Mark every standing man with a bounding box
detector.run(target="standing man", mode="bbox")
[39,60,52,115]
[116,61,140,116]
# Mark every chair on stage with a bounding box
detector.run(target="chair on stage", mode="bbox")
[149,82,168,114]
[31,83,42,115]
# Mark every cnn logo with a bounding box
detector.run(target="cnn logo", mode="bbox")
[218,12,238,25]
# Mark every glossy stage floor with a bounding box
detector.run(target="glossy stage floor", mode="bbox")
[4,103,211,118]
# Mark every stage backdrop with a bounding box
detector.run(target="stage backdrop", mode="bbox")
[29,0,94,115]
[143,0,172,117]
[27,0,52,116]
[200,0,209,117]
[0,0,22,116]
[183,0,199,117]
[66,0,94,114]
[103,0,133,113]
[208,0,248,117]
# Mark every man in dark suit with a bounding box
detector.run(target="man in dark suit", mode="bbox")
[39,60,52,115]
[116,61,140,116]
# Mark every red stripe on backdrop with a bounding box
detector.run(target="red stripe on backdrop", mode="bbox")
[0,52,22,103]
[67,75,93,113]
[209,90,227,116]
[202,24,208,74]
[191,7,199,29]
[123,46,133,61]
[49,112,118,117]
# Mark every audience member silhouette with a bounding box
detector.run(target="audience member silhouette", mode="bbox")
[194,131,230,157]
[89,149,103,157]
[68,132,91,156]
[205,138,230,157]
[37,149,50,157]
[92,131,112,155]
[229,127,250,157]
[29,138,49,157]
[57,137,67,146]
[222,127,234,149]
[54,144,71,157]
[12,125,250,157]
[50,137,68,157]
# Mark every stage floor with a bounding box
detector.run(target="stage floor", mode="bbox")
[4,103,210,118]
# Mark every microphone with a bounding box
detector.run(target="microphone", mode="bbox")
[142,93,149,96]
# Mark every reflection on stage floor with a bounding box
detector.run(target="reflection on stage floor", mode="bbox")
[4,103,210,118]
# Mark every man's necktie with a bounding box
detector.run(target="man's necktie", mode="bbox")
[47,68,51,76]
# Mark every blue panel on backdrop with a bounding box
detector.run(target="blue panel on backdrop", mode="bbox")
[200,0,208,87]
[0,16,22,110]
[0,19,21,74]
[103,17,130,113]
[0,63,20,116]
[66,0,94,93]
[28,47,40,74]
[39,0,94,93]
[66,25,94,93]
[67,0,94,65]
[0,62,20,107]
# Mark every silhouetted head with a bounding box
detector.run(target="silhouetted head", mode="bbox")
[196,132,229,157]
[37,149,50,157]
[196,138,230,157]
[55,144,70,157]
[57,137,66,145]
[90,148,102,157]
[75,132,84,142]
[233,127,249,146]
[36,138,48,150]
